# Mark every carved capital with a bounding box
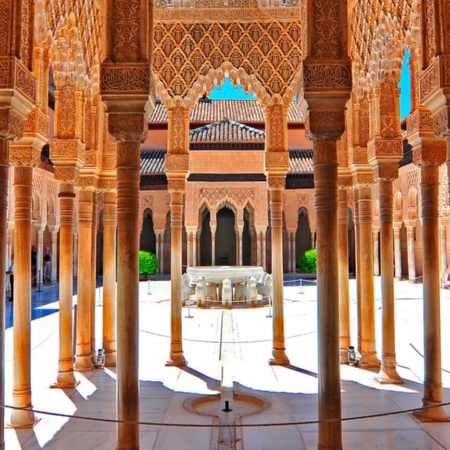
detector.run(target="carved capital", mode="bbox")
[165,154,189,173]
[306,110,346,141]
[406,107,435,136]
[101,63,151,94]
[9,143,41,167]
[267,175,286,191]
[50,139,84,165]
[53,166,79,184]
[265,152,289,172]
[0,108,24,140]
[99,178,118,192]
[77,174,99,191]
[372,162,399,182]
[412,139,447,167]
[368,138,403,168]
[352,171,374,188]
[107,113,147,143]
[303,62,352,90]
[167,178,186,194]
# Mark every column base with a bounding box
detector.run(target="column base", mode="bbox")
[375,367,404,385]
[166,351,187,367]
[74,354,95,371]
[340,348,349,364]
[357,351,380,371]
[269,348,290,366]
[105,350,117,367]
[9,407,39,429]
[51,369,80,390]
[318,445,343,450]
[413,402,450,422]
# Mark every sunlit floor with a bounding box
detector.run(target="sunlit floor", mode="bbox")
[4,277,450,449]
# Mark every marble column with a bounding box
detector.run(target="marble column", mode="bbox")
[256,229,262,266]
[267,178,289,366]
[211,227,216,266]
[262,230,267,271]
[186,230,193,267]
[338,189,350,362]
[357,185,380,369]
[90,193,98,357]
[103,190,117,367]
[73,232,79,278]
[311,230,316,249]
[0,140,9,441]
[192,230,197,267]
[414,164,449,421]
[50,229,58,283]
[35,227,44,285]
[393,226,402,279]
[376,180,402,384]
[372,227,380,276]
[116,143,141,444]
[406,224,417,282]
[53,184,78,388]
[74,189,94,370]
[237,223,243,266]
[353,190,362,354]
[167,177,187,366]
[314,138,342,449]
[10,165,36,427]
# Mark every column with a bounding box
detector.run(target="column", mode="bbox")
[74,189,94,370]
[186,230,193,267]
[357,185,380,369]
[35,227,44,285]
[393,226,402,279]
[338,189,350,362]
[210,211,217,266]
[406,223,417,282]
[192,229,197,266]
[53,183,78,389]
[265,102,289,366]
[0,140,10,440]
[236,223,244,266]
[310,230,316,249]
[103,190,117,366]
[50,228,58,283]
[10,165,37,426]
[261,230,267,270]
[372,227,380,276]
[90,192,98,357]
[353,190,362,354]
[291,232,296,273]
[376,180,402,384]
[73,231,79,278]
[256,229,262,266]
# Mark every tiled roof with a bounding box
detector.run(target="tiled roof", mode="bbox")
[140,149,166,174]
[149,99,303,124]
[288,149,313,174]
[190,119,265,143]
[139,148,314,175]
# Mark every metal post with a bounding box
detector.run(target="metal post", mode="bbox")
[298,278,303,295]
[147,278,151,295]
[37,269,41,292]
[266,295,272,318]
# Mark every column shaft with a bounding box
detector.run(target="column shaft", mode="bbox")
[36,229,43,285]
[116,142,140,446]
[377,181,402,383]
[407,227,417,282]
[314,139,341,449]
[358,186,380,369]
[74,189,94,370]
[338,189,350,361]
[394,228,402,279]
[262,231,266,271]
[54,186,78,388]
[353,192,362,353]
[73,232,78,278]
[269,186,289,365]
[103,191,117,367]
[11,165,36,426]
[211,230,216,266]
[373,229,380,276]
[90,194,97,357]
[50,230,58,283]
[440,226,447,281]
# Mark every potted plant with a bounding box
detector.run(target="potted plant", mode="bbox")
[139,250,159,280]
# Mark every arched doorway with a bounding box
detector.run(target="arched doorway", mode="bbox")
[140,208,156,253]
[295,207,311,267]
[200,208,212,266]
[216,206,236,266]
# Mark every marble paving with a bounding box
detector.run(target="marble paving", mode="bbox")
[3,277,450,449]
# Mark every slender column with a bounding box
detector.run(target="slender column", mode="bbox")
[73,232,79,278]
[103,191,117,367]
[357,186,380,369]
[167,178,187,366]
[237,224,243,266]
[256,230,262,266]
[393,226,402,279]
[311,230,316,249]
[116,143,141,444]
[268,180,290,365]
[314,138,342,449]
[10,165,36,426]
[90,193,98,357]
[406,224,417,282]
[50,229,58,283]
[414,165,449,421]
[353,190,362,353]
[192,230,197,266]
[35,228,44,285]
[291,232,296,273]
[439,224,447,281]
[287,231,292,273]
[159,232,164,274]
[372,228,380,276]
[211,226,216,266]
[376,180,402,383]
[0,140,9,442]
[186,231,192,267]
[53,184,78,388]
[262,230,266,270]
[74,189,94,370]
[338,189,350,362]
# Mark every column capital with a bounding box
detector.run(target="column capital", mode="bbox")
[351,169,374,188]
[306,110,346,141]
[107,112,147,143]
[267,174,286,192]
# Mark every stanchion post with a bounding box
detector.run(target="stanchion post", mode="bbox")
[298,278,303,295]
[72,304,77,361]
[37,269,41,292]
[147,278,151,295]
[266,295,273,318]
[185,297,194,318]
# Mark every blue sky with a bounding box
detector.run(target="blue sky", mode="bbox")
[210,52,412,120]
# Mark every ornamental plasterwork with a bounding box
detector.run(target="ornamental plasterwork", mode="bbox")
[153,18,302,98]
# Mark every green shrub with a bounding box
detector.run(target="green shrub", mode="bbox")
[298,249,317,273]
[139,250,158,276]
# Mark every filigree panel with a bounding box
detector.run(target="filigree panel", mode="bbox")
[153,19,302,98]
[199,186,255,208]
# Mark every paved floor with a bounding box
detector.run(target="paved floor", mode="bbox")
[3,277,450,449]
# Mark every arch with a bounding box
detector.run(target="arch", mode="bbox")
[140,208,157,253]
[47,195,56,227]
[199,206,212,266]
[296,206,312,267]
[408,187,418,221]
[216,206,237,266]
[32,191,41,222]
[243,202,256,266]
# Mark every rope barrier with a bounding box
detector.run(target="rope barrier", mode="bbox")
[1,401,449,428]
